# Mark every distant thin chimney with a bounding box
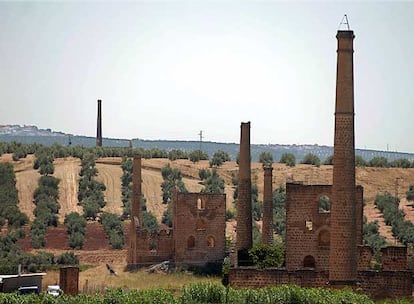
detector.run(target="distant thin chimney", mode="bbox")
[96,99,102,147]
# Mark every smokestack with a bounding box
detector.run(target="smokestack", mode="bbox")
[131,154,142,226]
[236,122,252,258]
[96,99,102,147]
[262,166,273,245]
[329,30,357,285]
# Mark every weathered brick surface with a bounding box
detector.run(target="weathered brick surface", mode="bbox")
[60,266,79,295]
[229,268,412,299]
[285,183,363,272]
[357,245,373,271]
[237,122,252,252]
[174,192,226,267]
[329,30,357,284]
[262,166,273,245]
[381,246,407,271]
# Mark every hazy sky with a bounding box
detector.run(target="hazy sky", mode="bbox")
[1,1,413,152]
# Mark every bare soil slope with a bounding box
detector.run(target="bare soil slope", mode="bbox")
[53,157,82,221]
[4,155,414,254]
[0,154,39,221]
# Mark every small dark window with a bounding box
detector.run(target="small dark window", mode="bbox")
[187,236,195,249]
[303,255,316,268]
[318,195,331,213]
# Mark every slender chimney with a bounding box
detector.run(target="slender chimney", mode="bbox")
[131,154,142,226]
[236,122,252,255]
[262,166,273,245]
[96,99,102,147]
[329,30,357,285]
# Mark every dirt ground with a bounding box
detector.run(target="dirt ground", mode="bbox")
[53,157,83,222]
[3,154,414,250]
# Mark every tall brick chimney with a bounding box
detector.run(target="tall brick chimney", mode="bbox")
[329,30,357,285]
[131,154,142,226]
[262,166,273,245]
[96,99,102,147]
[236,122,252,258]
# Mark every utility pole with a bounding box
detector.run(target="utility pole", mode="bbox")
[395,177,403,206]
[198,130,203,151]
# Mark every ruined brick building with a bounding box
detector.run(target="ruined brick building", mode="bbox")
[127,156,226,268]
[229,30,413,299]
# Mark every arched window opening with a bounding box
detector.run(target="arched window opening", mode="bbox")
[318,229,330,247]
[196,219,206,231]
[187,236,195,249]
[318,195,331,213]
[305,220,313,231]
[207,236,215,248]
[303,255,316,268]
[197,198,205,210]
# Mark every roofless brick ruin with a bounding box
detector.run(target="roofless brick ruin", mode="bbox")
[127,155,226,269]
[125,28,412,299]
[228,29,413,299]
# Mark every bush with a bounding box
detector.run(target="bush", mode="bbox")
[259,152,273,167]
[406,185,414,201]
[189,150,209,163]
[279,153,296,167]
[56,252,79,265]
[68,232,85,249]
[369,156,388,168]
[355,155,367,167]
[209,150,231,168]
[65,212,87,249]
[101,212,124,249]
[142,211,159,233]
[168,149,188,161]
[301,153,320,166]
[323,155,333,165]
[225,209,236,221]
[201,169,225,194]
[390,158,411,168]
[248,243,284,269]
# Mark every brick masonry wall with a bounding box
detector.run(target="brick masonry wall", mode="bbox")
[173,192,226,266]
[229,268,412,299]
[357,245,373,271]
[285,184,363,272]
[381,246,407,271]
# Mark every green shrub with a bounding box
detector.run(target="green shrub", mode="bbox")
[248,243,284,269]
[189,150,209,163]
[406,185,414,201]
[279,153,296,167]
[301,153,320,166]
[56,252,79,265]
[259,152,273,167]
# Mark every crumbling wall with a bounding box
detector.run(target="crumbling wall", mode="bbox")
[174,192,226,267]
[285,183,363,272]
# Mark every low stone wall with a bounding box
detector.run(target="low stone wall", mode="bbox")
[229,267,413,299]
